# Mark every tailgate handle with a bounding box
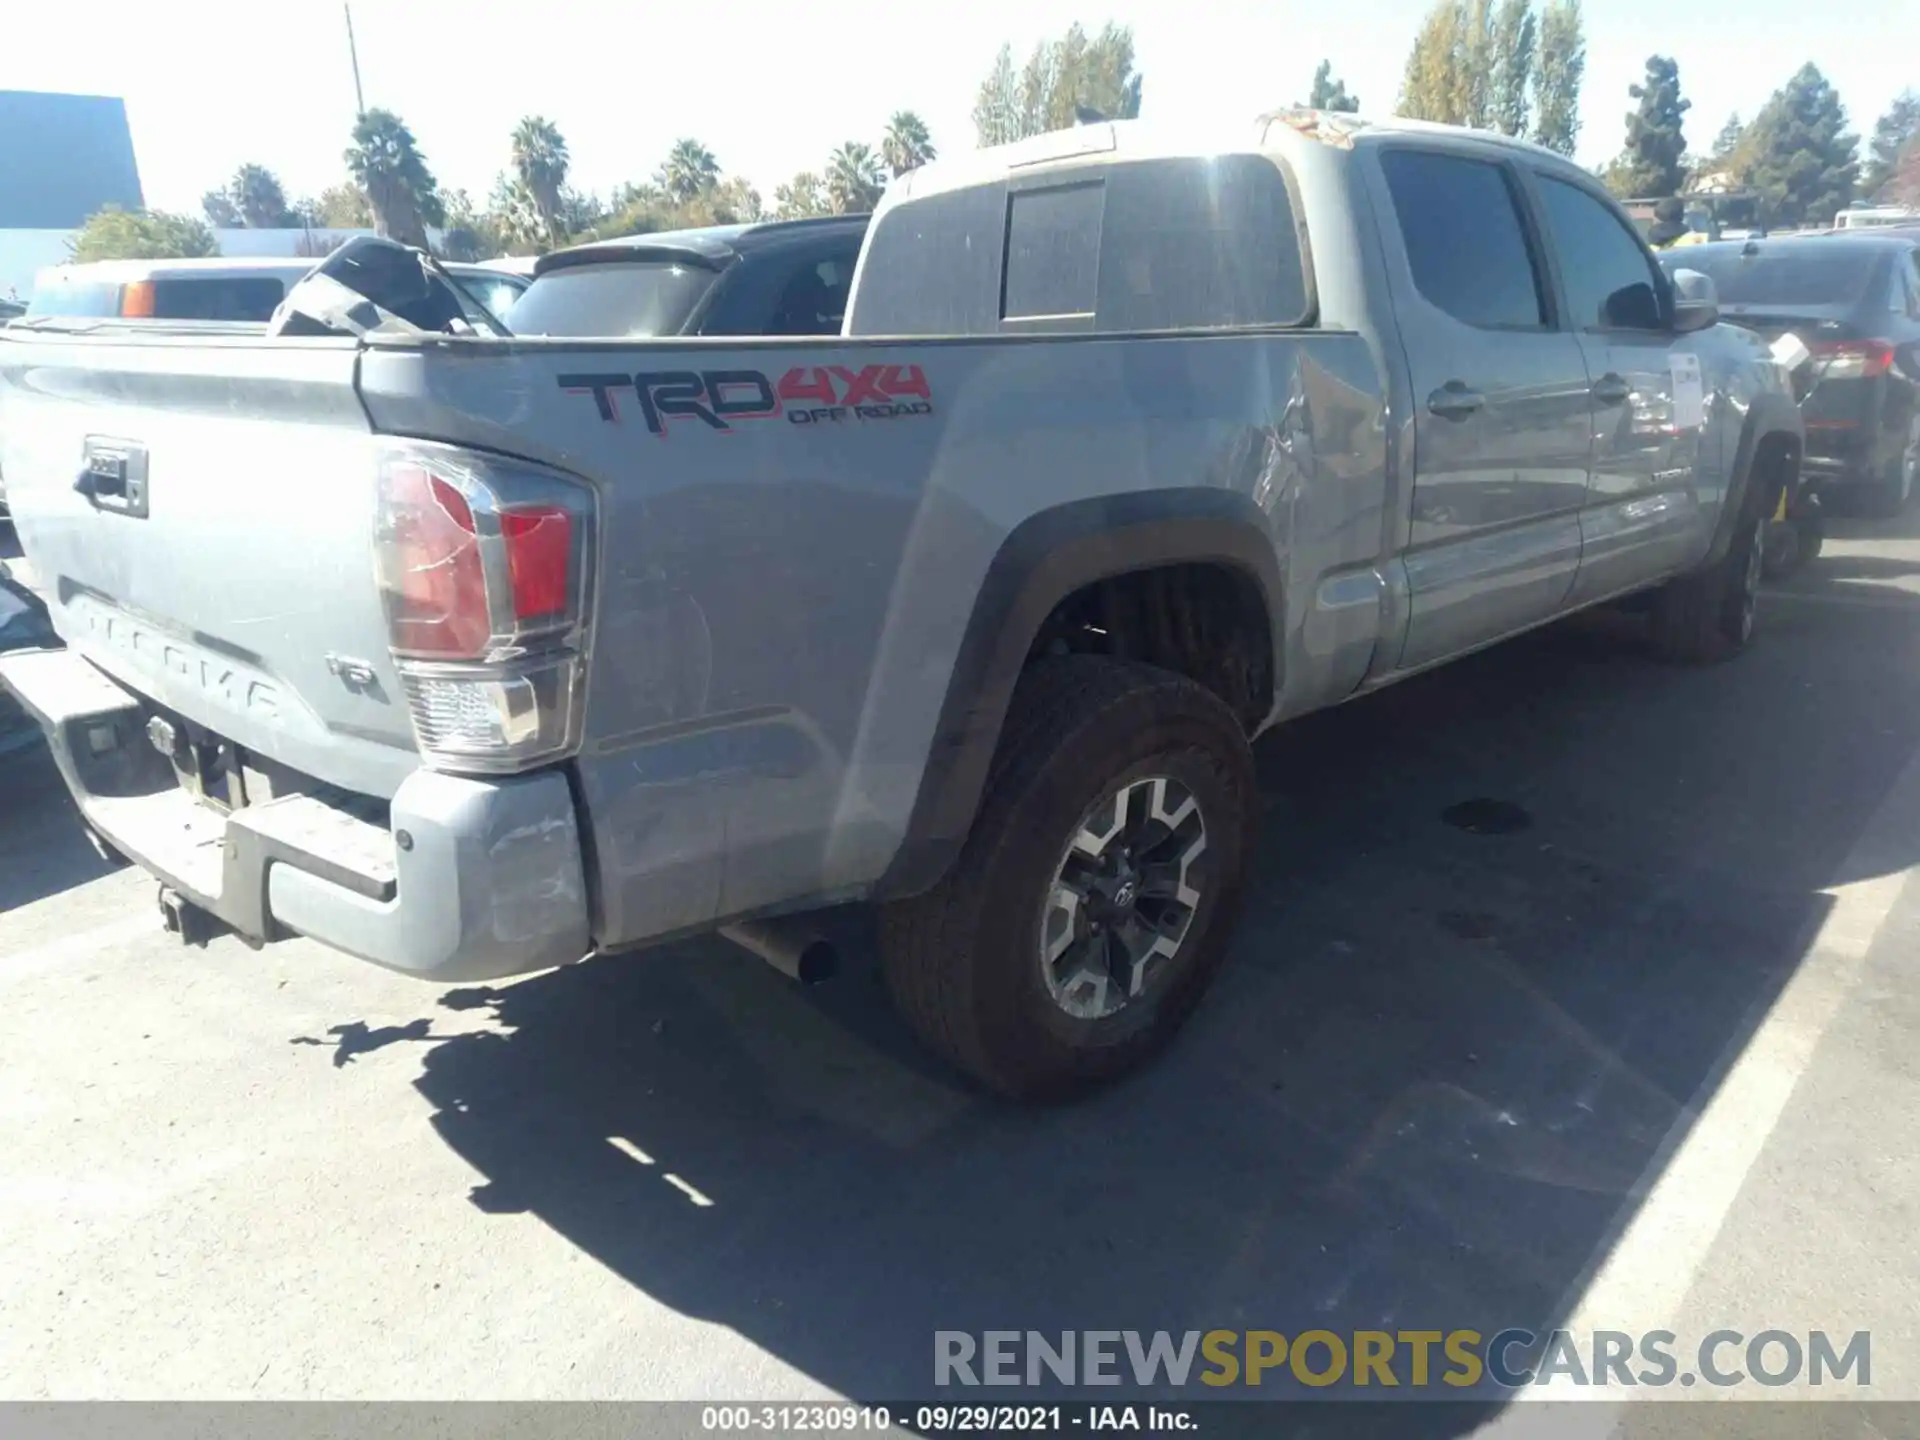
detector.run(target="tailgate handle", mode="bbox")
[75,439,149,518]
[77,455,127,497]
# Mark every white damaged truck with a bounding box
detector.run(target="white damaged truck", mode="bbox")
[0,114,1800,1096]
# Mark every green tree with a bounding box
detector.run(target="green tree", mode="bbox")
[487,175,549,254]
[69,206,217,262]
[510,116,571,244]
[1398,1,1469,123]
[1887,141,1920,207]
[1738,63,1859,228]
[1610,55,1691,197]
[773,172,832,220]
[1531,0,1585,155]
[1458,0,1495,129]
[315,183,373,228]
[1306,60,1359,113]
[826,142,886,214]
[1709,112,1745,162]
[972,22,1143,146]
[201,189,242,227]
[435,188,499,261]
[344,108,445,249]
[1488,0,1536,136]
[973,45,1021,146]
[1863,91,1920,198]
[558,188,609,236]
[227,163,296,228]
[658,138,721,205]
[882,110,938,175]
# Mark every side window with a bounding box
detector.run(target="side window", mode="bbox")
[1378,148,1546,329]
[1535,176,1667,331]
[1903,252,1920,319]
[1095,155,1310,331]
[765,247,860,336]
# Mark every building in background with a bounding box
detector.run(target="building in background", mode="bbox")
[0,90,146,298]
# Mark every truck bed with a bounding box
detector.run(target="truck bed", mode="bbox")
[0,322,1387,964]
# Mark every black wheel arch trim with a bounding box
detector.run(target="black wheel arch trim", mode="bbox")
[1707,390,1802,568]
[875,489,1284,901]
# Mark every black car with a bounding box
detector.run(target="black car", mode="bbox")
[1665,233,1920,514]
[506,214,870,340]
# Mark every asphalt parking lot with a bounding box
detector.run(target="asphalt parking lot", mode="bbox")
[3,513,1919,1430]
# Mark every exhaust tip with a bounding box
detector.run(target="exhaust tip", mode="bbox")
[793,937,838,986]
[720,919,839,986]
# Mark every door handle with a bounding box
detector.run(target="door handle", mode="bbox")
[1427,382,1486,421]
[1591,373,1632,406]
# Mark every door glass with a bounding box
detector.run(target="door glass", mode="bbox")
[1379,149,1546,329]
[1537,177,1666,331]
[764,248,859,335]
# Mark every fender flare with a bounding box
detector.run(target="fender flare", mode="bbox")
[1706,389,1803,568]
[874,489,1285,901]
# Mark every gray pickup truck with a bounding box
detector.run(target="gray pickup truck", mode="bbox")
[0,113,1802,1097]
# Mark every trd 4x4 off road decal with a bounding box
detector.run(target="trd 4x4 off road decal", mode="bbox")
[558,364,934,436]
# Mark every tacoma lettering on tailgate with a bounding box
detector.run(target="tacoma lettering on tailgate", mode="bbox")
[558,364,934,437]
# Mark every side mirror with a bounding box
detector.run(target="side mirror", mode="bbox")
[1670,269,1719,333]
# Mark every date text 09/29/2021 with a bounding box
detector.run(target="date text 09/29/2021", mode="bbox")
[700,1406,1189,1432]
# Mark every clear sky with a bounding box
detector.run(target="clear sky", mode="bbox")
[4,0,1916,216]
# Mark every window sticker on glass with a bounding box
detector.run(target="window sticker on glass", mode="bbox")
[1671,353,1705,429]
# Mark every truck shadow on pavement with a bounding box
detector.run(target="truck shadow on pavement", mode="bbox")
[379,569,1920,1430]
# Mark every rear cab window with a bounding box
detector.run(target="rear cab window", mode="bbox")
[849,152,1312,336]
[1377,147,1546,329]
[506,260,721,338]
[27,272,289,321]
[149,277,287,321]
[1678,249,1884,309]
[26,276,123,318]
[700,244,864,336]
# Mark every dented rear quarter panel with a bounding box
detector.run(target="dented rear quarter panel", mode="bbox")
[356,328,1388,945]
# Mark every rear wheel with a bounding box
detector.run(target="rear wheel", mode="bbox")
[879,656,1257,1099]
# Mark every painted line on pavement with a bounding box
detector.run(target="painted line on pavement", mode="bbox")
[1511,733,1920,1407]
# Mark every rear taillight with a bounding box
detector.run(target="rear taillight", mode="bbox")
[118,281,155,318]
[373,442,595,774]
[1811,339,1895,379]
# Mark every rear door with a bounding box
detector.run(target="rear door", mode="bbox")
[1370,144,1593,671]
[1529,171,1712,603]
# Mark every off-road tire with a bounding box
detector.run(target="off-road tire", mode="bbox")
[1649,481,1771,664]
[879,656,1258,1100]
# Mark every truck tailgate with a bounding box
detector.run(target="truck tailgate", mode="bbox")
[0,331,419,797]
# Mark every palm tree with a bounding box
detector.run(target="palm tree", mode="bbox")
[344,108,445,249]
[825,142,886,214]
[487,174,550,255]
[230,164,293,227]
[510,116,570,243]
[658,138,720,205]
[881,111,937,177]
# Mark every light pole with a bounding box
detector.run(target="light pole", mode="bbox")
[344,2,366,117]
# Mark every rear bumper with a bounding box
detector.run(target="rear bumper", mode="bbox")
[0,646,591,982]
